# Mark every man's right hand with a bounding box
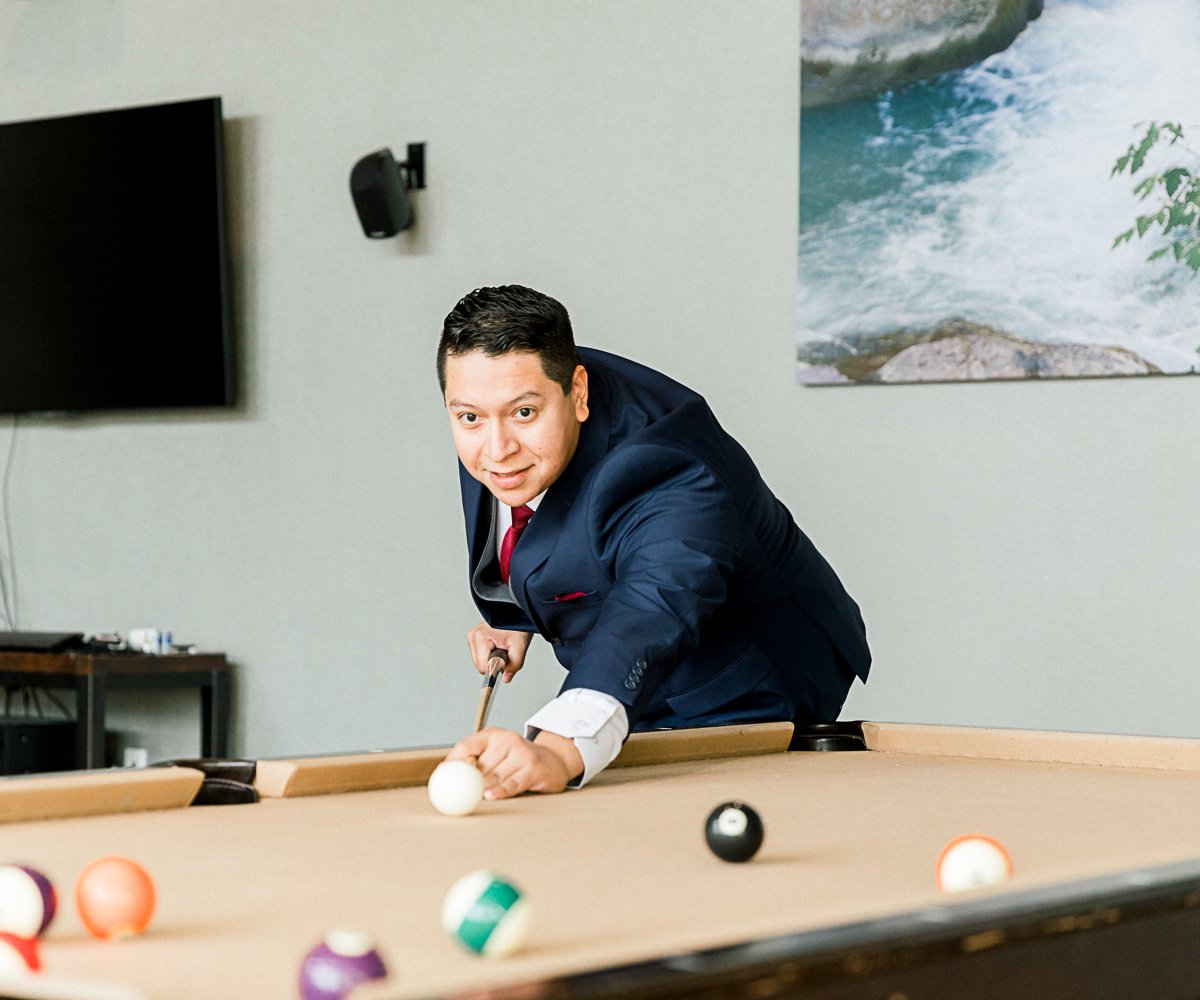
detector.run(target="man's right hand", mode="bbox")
[466,623,532,683]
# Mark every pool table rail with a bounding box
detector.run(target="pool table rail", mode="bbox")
[864,722,1200,772]
[252,722,795,798]
[0,766,203,824]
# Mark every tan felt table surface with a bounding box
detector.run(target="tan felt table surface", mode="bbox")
[2,724,1200,999]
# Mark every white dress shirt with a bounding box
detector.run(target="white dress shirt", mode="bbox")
[498,495,630,787]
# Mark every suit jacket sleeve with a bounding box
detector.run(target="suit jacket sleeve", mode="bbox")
[557,441,739,724]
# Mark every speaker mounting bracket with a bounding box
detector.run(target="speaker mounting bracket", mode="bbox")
[398,143,426,190]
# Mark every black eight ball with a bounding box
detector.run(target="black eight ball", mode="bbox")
[704,801,764,862]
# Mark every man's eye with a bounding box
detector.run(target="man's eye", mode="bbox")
[458,413,479,425]
[515,407,535,419]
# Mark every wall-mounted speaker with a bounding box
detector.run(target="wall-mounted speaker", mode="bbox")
[350,143,426,238]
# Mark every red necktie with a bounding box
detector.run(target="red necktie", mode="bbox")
[499,504,533,583]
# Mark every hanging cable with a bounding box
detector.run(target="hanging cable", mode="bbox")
[0,416,17,628]
[41,687,71,720]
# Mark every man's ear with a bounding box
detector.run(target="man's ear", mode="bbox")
[572,365,590,422]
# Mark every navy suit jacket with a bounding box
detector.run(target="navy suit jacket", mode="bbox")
[458,348,871,731]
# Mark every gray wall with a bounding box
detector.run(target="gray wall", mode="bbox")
[0,1,1195,764]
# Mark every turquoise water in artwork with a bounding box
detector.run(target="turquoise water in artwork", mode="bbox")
[798,0,1200,374]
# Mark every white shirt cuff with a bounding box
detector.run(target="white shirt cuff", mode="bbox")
[525,688,629,788]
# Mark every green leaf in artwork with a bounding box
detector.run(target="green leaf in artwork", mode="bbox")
[1111,121,1198,277]
[1166,204,1194,230]
[1163,168,1189,197]
[1130,124,1159,173]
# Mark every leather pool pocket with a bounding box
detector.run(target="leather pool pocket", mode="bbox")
[663,644,777,720]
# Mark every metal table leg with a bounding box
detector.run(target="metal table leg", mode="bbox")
[201,668,230,758]
[76,673,106,769]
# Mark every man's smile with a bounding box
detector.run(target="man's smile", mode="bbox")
[489,467,532,487]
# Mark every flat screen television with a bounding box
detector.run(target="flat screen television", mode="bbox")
[0,96,235,414]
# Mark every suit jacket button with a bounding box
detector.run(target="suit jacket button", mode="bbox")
[624,678,638,690]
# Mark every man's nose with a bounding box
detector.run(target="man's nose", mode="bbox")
[485,421,518,460]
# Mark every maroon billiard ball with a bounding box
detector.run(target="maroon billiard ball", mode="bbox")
[0,931,41,975]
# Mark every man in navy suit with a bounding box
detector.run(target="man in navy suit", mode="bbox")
[440,286,870,798]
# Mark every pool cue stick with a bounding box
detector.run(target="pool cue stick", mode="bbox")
[472,648,509,732]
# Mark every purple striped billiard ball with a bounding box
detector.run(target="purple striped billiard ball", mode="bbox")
[0,864,57,939]
[299,930,388,1000]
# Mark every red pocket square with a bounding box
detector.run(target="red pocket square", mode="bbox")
[554,591,589,602]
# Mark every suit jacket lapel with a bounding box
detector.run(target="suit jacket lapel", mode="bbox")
[460,462,493,570]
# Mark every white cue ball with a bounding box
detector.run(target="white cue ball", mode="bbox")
[936,834,1014,893]
[427,760,485,817]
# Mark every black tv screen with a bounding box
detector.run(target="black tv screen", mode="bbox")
[0,96,235,414]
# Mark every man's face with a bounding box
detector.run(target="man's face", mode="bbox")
[444,350,589,507]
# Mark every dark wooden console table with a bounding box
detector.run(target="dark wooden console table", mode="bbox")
[0,649,229,770]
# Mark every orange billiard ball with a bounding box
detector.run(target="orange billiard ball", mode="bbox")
[75,856,156,940]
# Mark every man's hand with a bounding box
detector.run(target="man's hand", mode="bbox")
[467,623,532,684]
[446,728,584,799]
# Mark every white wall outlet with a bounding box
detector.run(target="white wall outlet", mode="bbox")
[123,747,149,768]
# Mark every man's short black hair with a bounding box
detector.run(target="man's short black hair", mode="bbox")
[438,285,582,394]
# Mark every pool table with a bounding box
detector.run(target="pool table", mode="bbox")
[2,721,1200,1000]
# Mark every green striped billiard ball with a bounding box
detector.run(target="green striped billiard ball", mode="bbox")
[705,801,764,862]
[441,870,529,957]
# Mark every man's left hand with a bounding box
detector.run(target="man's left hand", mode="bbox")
[446,728,584,799]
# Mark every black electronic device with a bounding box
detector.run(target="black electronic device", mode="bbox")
[0,96,235,414]
[0,718,76,774]
[0,631,86,652]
